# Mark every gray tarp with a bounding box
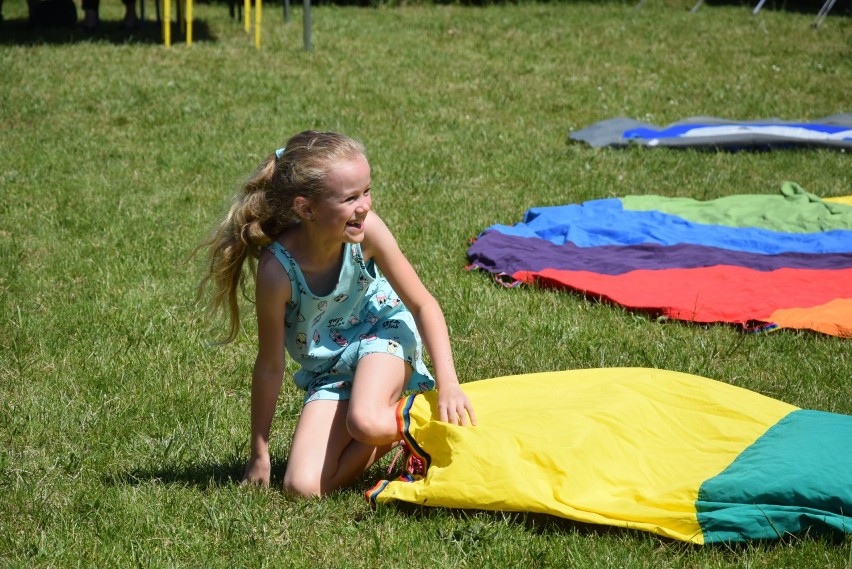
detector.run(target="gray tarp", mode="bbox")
[569,114,852,150]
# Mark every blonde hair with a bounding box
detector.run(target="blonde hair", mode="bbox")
[197,131,366,342]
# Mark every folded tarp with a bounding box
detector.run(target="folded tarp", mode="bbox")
[368,368,852,544]
[569,114,852,150]
[467,183,852,336]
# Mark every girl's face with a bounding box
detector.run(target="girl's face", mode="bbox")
[312,154,372,244]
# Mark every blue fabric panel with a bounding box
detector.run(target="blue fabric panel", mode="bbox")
[624,123,852,140]
[484,199,852,255]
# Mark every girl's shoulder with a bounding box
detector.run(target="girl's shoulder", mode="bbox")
[361,211,396,261]
[257,245,294,301]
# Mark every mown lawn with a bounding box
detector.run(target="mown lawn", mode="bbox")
[1,0,850,566]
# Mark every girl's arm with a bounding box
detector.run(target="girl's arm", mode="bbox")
[243,249,291,486]
[364,212,476,426]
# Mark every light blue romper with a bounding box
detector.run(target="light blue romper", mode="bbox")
[268,241,436,404]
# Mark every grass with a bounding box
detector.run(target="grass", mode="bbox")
[1,0,851,566]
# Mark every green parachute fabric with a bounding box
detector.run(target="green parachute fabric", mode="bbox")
[621,182,852,232]
[367,368,852,544]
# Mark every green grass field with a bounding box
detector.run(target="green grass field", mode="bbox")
[1,0,850,566]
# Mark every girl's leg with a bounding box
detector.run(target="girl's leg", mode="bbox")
[121,0,137,28]
[81,0,98,28]
[347,353,411,447]
[283,399,393,497]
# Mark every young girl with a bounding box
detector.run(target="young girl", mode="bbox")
[199,131,476,496]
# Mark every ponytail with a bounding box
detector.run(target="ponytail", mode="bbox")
[197,156,288,343]
[197,131,366,343]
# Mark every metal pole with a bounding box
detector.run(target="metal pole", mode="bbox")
[164,0,170,46]
[186,0,192,45]
[303,0,311,51]
[284,0,290,23]
[813,0,837,28]
[255,0,261,48]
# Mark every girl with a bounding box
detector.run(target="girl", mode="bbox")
[199,131,476,496]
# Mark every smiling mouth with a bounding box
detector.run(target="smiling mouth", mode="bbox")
[347,220,363,229]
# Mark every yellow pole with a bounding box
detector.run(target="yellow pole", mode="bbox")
[244,0,250,32]
[164,0,171,47]
[186,0,192,46]
[255,0,261,48]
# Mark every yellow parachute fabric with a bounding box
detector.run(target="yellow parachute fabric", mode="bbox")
[823,195,852,206]
[368,368,796,544]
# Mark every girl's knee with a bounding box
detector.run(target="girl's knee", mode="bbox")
[346,407,397,446]
[282,469,322,498]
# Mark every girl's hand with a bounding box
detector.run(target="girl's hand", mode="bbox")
[242,454,272,486]
[437,383,477,427]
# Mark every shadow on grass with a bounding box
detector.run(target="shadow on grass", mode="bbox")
[110,452,398,492]
[382,501,851,547]
[0,17,216,45]
[384,501,689,543]
[108,457,289,488]
[683,0,850,16]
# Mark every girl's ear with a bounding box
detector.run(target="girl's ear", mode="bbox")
[293,197,315,222]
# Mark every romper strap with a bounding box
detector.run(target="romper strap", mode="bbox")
[267,242,301,304]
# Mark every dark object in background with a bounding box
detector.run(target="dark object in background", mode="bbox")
[31,0,79,27]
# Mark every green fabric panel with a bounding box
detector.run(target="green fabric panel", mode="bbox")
[621,182,852,233]
[697,410,852,543]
